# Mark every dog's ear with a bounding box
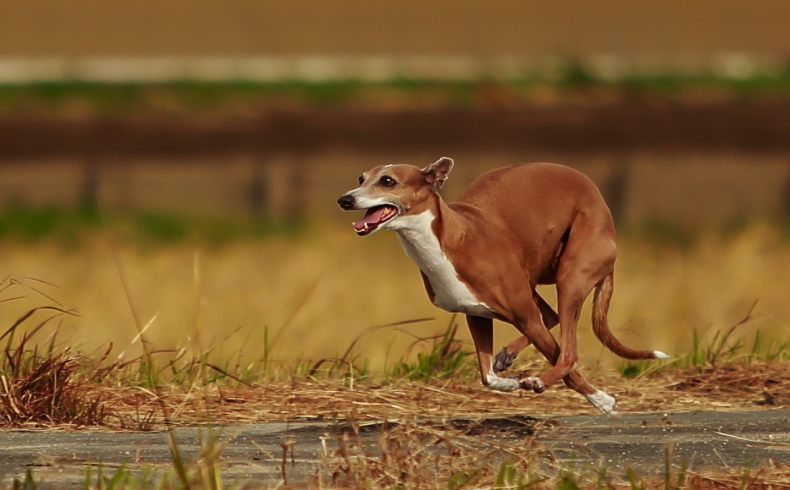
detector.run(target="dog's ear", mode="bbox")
[421,157,454,191]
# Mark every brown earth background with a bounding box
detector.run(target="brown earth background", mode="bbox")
[1,0,790,225]
[2,0,789,57]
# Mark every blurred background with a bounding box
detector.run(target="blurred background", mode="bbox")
[1,1,789,372]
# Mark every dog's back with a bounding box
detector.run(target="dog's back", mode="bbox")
[451,163,614,277]
[456,163,607,214]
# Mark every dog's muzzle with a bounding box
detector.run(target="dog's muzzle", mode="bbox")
[337,194,355,210]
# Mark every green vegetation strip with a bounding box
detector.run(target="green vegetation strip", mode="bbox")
[2,65,790,115]
[0,205,302,245]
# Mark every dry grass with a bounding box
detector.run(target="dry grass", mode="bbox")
[5,322,789,430]
[1,221,789,375]
[320,420,790,490]
[72,355,788,429]
[1,221,790,429]
[3,221,790,488]
[4,312,790,488]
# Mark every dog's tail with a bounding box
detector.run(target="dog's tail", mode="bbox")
[592,272,669,360]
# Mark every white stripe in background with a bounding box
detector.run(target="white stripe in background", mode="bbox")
[0,54,785,84]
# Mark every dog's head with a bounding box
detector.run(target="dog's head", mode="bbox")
[336,157,454,236]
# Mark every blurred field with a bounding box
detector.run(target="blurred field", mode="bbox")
[2,219,789,374]
[3,0,789,57]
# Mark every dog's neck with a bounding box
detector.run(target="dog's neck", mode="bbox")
[387,194,460,250]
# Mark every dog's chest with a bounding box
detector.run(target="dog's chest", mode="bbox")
[394,212,494,318]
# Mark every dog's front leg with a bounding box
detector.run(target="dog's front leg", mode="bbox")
[466,315,520,392]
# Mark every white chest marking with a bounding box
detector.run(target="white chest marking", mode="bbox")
[386,211,494,318]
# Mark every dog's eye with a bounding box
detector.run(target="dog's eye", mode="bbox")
[379,175,397,187]
[358,175,365,185]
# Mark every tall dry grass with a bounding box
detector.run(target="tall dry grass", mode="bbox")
[1,221,788,373]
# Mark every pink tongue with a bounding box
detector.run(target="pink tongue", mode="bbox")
[353,207,387,232]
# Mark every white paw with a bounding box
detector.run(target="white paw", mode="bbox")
[585,390,619,417]
[653,351,670,359]
[485,374,520,392]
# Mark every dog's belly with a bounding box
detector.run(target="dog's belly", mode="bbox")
[432,290,495,318]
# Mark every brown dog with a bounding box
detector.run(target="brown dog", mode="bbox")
[337,158,667,415]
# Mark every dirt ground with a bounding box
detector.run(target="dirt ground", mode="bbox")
[2,99,790,159]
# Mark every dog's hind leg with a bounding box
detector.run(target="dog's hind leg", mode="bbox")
[508,292,619,416]
[492,336,530,373]
[493,292,558,372]
[532,209,618,392]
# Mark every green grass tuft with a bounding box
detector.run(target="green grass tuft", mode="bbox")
[389,315,473,381]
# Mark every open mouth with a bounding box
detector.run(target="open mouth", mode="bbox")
[352,205,399,236]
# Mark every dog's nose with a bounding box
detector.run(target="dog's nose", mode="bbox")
[337,194,355,210]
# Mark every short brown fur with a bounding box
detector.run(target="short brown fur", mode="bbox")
[338,158,664,412]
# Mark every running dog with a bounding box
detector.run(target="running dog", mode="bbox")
[337,158,667,415]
